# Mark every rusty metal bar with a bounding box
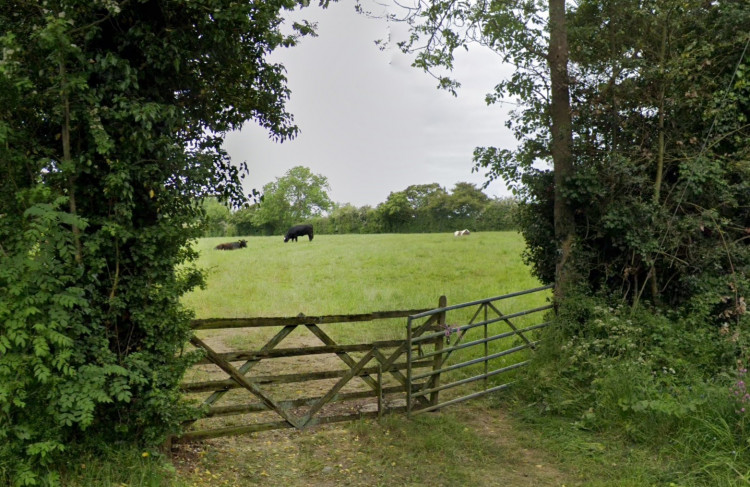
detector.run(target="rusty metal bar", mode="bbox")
[412,383,514,415]
[411,305,553,344]
[487,301,534,348]
[430,295,447,407]
[413,322,551,360]
[484,304,489,391]
[411,341,539,381]
[411,361,529,398]
[408,285,553,320]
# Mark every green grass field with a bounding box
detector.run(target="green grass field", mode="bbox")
[183,232,543,318]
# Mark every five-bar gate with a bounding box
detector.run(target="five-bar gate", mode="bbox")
[406,285,554,415]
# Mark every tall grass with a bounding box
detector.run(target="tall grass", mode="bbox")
[57,448,182,487]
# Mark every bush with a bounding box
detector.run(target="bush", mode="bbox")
[519,290,747,444]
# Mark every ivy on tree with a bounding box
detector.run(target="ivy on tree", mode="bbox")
[0,0,321,484]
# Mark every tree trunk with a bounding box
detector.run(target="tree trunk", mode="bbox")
[60,58,83,264]
[548,0,576,304]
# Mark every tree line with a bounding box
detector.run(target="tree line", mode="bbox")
[203,165,519,237]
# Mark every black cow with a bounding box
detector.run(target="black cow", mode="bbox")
[215,239,247,250]
[284,224,314,243]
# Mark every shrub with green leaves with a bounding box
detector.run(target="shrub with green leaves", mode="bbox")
[518,289,750,483]
[0,1,316,484]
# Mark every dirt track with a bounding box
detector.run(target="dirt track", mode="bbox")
[174,329,574,486]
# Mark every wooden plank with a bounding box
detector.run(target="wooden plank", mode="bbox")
[191,309,431,330]
[174,406,408,443]
[193,339,404,365]
[198,325,297,408]
[371,348,408,388]
[301,349,375,426]
[304,406,407,427]
[377,365,383,420]
[175,420,291,442]
[370,347,428,408]
[304,324,381,392]
[190,336,302,429]
[180,359,434,393]
[205,385,406,417]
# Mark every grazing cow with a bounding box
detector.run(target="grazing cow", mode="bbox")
[454,229,471,237]
[284,224,314,243]
[215,239,247,250]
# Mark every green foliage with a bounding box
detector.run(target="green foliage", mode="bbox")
[230,204,262,236]
[310,203,380,234]
[505,1,750,309]
[474,197,518,232]
[516,289,750,484]
[208,180,517,237]
[373,182,517,234]
[395,0,749,311]
[251,166,333,235]
[201,198,236,238]
[0,0,317,484]
[56,446,182,487]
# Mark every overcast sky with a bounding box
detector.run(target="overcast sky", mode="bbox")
[222,1,518,208]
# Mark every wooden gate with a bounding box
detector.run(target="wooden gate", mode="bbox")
[176,306,442,442]
[176,286,553,442]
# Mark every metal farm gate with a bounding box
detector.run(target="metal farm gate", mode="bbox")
[406,285,553,415]
[175,285,553,443]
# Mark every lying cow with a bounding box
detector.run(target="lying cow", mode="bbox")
[215,239,247,250]
[453,229,471,237]
[284,224,314,243]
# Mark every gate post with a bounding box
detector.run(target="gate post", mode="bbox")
[407,316,413,417]
[430,295,447,407]
[377,363,383,420]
